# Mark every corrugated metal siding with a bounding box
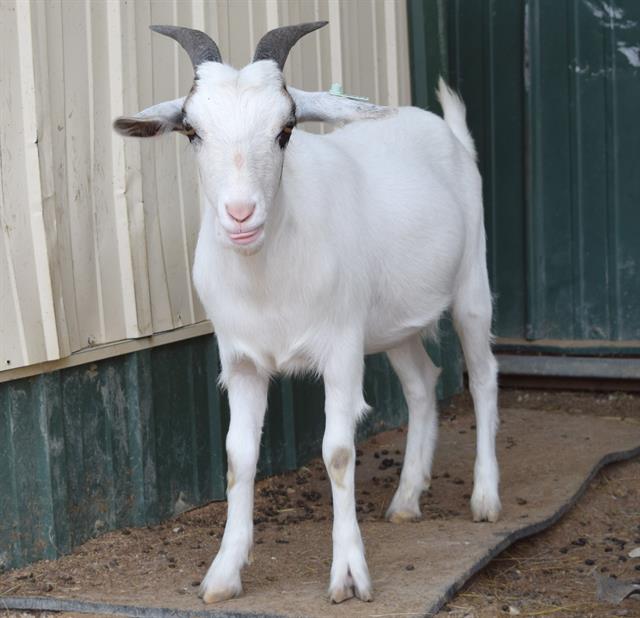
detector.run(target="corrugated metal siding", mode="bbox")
[525,0,640,341]
[0,0,412,373]
[446,0,527,339]
[1,1,60,371]
[446,0,640,345]
[407,0,449,111]
[0,336,225,569]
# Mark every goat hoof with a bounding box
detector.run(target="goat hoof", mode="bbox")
[199,569,243,604]
[199,584,242,604]
[330,585,355,604]
[355,584,373,602]
[329,582,373,604]
[385,507,422,523]
[471,488,501,523]
[329,562,372,604]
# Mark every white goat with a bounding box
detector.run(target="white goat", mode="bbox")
[115,22,501,605]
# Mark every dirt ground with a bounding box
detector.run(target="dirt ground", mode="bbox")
[442,390,640,617]
[1,388,639,618]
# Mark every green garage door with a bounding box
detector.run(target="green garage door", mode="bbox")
[410,0,640,359]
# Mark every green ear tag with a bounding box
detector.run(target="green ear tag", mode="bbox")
[328,82,369,102]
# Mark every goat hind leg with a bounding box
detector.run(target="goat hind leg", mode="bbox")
[385,334,440,523]
[453,279,501,523]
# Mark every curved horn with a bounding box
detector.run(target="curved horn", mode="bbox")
[150,25,222,69]
[252,21,328,70]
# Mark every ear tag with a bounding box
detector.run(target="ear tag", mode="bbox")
[328,82,369,102]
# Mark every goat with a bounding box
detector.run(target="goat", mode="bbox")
[114,22,501,605]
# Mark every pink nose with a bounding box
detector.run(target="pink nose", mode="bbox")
[225,201,256,223]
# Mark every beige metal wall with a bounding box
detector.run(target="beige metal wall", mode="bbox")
[0,0,411,378]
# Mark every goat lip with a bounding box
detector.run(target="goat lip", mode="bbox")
[228,226,263,245]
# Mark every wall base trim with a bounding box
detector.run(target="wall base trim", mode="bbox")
[0,321,214,384]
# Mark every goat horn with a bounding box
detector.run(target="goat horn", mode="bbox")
[253,21,328,70]
[150,25,222,69]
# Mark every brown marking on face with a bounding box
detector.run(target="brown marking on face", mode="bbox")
[233,152,244,169]
[328,447,351,488]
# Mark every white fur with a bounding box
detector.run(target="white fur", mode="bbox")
[118,59,501,604]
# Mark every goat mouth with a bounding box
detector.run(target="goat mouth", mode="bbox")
[228,225,264,245]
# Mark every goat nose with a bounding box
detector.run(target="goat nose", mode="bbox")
[225,201,256,223]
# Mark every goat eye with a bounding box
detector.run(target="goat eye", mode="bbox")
[182,121,199,142]
[277,123,294,149]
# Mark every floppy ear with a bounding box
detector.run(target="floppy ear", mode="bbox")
[113,97,187,138]
[288,87,396,125]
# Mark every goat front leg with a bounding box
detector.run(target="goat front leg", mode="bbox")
[323,346,372,603]
[199,360,268,603]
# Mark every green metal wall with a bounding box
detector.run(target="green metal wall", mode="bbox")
[411,0,640,347]
[445,0,527,340]
[522,0,640,342]
[1,332,461,571]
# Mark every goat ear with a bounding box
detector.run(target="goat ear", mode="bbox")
[113,97,186,138]
[288,88,396,125]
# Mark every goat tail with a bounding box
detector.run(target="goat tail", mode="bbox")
[436,77,477,161]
